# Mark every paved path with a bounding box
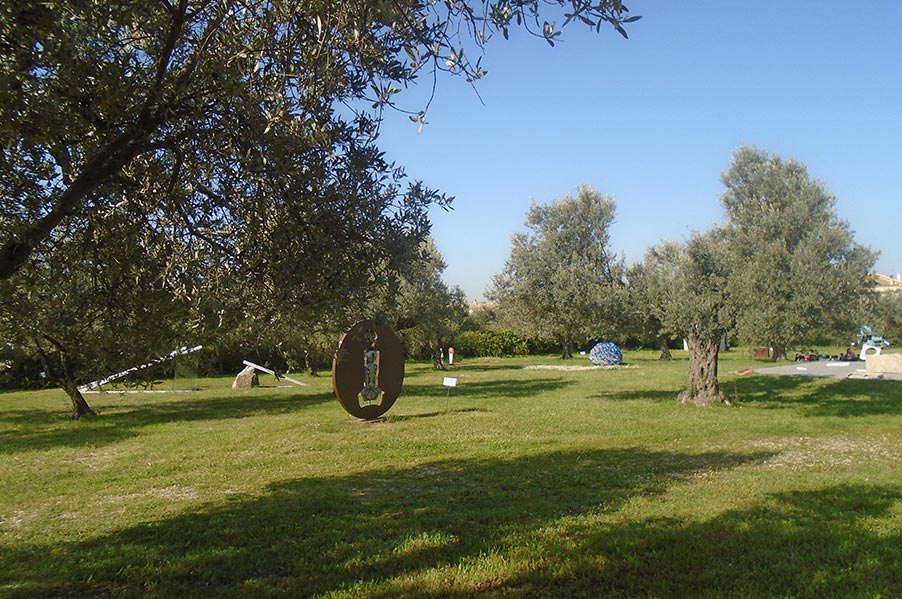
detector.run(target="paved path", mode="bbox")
[754,360,902,382]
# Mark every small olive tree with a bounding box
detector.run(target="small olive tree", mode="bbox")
[626,242,685,359]
[490,185,626,359]
[381,240,469,369]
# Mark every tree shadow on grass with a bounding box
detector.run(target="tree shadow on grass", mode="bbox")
[582,372,901,416]
[731,374,902,418]
[474,484,901,599]
[0,392,334,455]
[446,362,528,373]
[387,408,490,422]
[0,447,778,599]
[402,377,574,400]
[586,388,681,403]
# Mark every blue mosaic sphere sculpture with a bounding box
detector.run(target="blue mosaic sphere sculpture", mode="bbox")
[589,342,622,366]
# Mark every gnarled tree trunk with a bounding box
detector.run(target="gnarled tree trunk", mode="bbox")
[678,332,726,406]
[771,344,788,362]
[560,337,573,360]
[658,337,673,361]
[432,346,447,370]
[34,337,96,419]
[62,381,96,420]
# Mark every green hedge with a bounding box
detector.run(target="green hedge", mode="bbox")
[454,330,530,357]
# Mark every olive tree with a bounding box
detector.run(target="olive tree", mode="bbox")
[655,147,875,407]
[866,291,902,345]
[384,240,469,369]
[656,232,733,406]
[0,208,200,417]
[626,241,684,359]
[0,0,640,280]
[490,185,626,359]
[721,147,876,359]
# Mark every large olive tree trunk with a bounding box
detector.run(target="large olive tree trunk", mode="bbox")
[678,332,726,406]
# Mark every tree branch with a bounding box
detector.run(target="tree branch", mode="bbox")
[0,122,158,280]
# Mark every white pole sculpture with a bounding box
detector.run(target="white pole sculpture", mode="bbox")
[241,360,308,387]
[79,345,203,392]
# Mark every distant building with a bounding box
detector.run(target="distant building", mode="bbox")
[870,273,902,294]
[468,300,497,313]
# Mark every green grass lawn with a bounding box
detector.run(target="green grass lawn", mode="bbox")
[1,350,899,598]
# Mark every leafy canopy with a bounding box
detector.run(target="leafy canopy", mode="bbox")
[384,239,468,364]
[490,185,625,356]
[0,0,639,281]
[720,146,876,355]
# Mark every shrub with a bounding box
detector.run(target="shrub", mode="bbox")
[454,330,529,357]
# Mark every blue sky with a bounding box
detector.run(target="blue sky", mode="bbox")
[376,1,902,301]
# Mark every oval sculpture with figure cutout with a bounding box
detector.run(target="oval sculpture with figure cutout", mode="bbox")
[332,320,404,420]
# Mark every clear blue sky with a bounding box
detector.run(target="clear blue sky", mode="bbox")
[376,1,902,301]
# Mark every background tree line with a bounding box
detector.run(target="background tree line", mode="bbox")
[2,2,895,415]
[2,145,895,412]
[489,146,883,406]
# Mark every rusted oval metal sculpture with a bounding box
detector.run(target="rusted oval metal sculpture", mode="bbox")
[332,320,404,420]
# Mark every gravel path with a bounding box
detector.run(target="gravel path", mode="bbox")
[753,360,902,381]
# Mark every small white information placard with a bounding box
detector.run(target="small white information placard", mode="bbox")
[442,377,458,388]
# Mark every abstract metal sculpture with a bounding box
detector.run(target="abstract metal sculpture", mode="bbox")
[858,325,891,361]
[332,320,405,420]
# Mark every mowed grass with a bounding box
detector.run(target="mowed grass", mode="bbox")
[0,350,899,598]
